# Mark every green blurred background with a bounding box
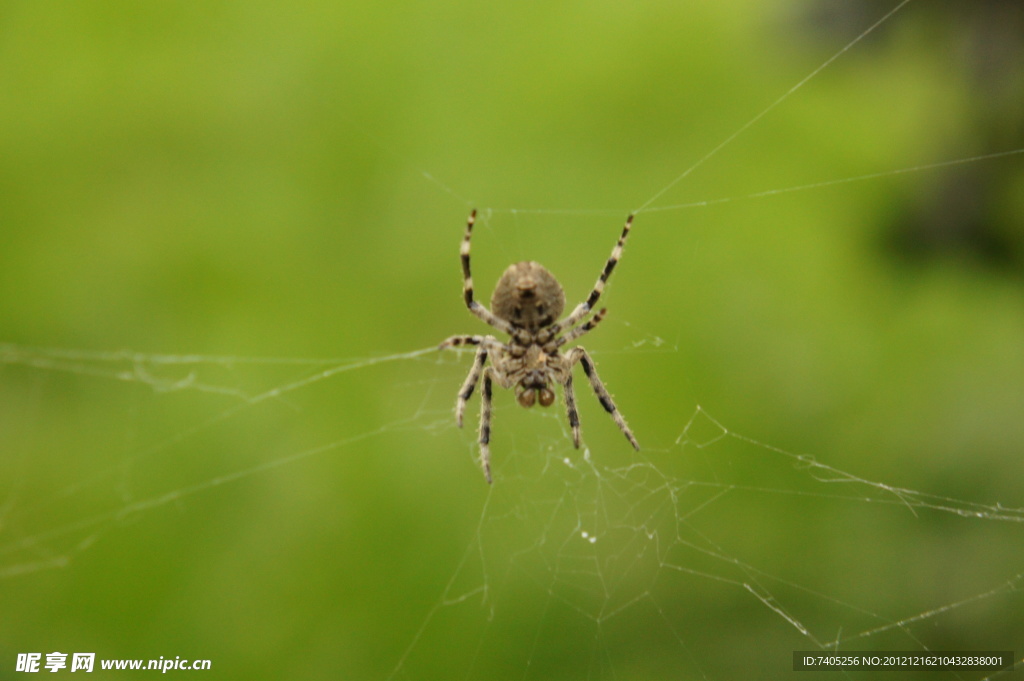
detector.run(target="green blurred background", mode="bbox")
[2,1,1022,679]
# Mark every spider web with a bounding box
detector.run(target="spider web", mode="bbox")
[2,1,1023,679]
[3,344,1021,678]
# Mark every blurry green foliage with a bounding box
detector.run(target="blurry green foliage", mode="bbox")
[1,1,1022,679]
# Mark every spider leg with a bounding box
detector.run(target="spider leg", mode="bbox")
[439,334,508,353]
[478,367,495,483]
[565,346,639,450]
[556,308,607,348]
[563,373,582,448]
[552,215,634,333]
[440,334,508,427]
[458,210,518,337]
[450,345,488,427]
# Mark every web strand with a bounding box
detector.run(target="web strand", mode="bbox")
[4,0,1022,677]
[633,0,915,215]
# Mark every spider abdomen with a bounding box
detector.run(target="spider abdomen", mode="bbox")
[491,261,566,331]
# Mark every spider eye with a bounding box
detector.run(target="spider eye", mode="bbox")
[538,388,555,407]
[517,390,536,408]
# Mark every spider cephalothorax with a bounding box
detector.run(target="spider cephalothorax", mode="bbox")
[440,210,640,483]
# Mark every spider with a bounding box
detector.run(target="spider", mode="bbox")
[440,210,640,483]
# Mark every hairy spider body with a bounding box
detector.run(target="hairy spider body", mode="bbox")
[440,210,640,483]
